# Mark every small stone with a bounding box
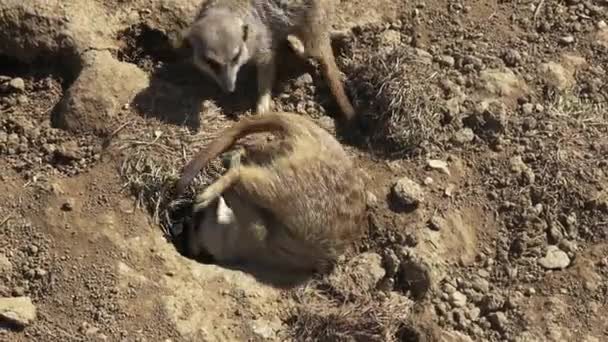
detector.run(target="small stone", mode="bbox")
[538,245,571,270]
[0,254,12,274]
[487,312,508,332]
[559,35,575,44]
[423,177,434,186]
[502,49,522,67]
[452,128,475,144]
[450,291,467,307]
[444,184,456,197]
[522,103,534,115]
[471,276,490,293]
[480,293,505,312]
[27,245,39,255]
[8,78,25,92]
[598,21,607,30]
[61,198,75,211]
[294,73,313,87]
[438,55,456,67]
[365,191,378,207]
[0,296,37,328]
[392,177,424,207]
[55,141,83,160]
[467,307,481,321]
[426,159,450,175]
[249,319,281,340]
[428,215,446,231]
[349,252,386,290]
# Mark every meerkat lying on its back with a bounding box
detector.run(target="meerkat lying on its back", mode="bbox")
[176,112,366,283]
[176,0,356,122]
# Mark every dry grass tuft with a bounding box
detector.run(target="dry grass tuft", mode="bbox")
[340,26,443,157]
[287,285,415,342]
[116,132,225,237]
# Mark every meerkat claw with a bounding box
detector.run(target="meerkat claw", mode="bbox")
[287,35,306,57]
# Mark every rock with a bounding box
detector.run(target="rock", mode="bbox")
[487,312,508,332]
[452,128,475,144]
[426,159,450,175]
[539,62,574,92]
[423,177,434,186]
[480,293,505,312]
[392,177,424,207]
[477,68,529,104]
[54,50,149,135]
[0,254,12,274]
[438,55,456,68]
[449,291,467,307]
[428,215,446,231]
[349,252,386,290]
[470,276,490,293]
[61,198,75,211]
[559,35,575,44]
[502,49,522,67]
[538,245,571,270]
[596,28,608,48]
[365,191,378,207]
[0,296,37,328]
[248,318,282,340]
[8,78,25,92]
[379,29,402,47]
[55,141,82,160]
[414,48,433,65]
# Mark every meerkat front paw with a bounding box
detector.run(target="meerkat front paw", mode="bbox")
[256,94,273,114]
[287,35,306,57]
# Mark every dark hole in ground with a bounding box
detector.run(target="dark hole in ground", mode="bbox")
[116,23,180,71]
[0,54,74,92]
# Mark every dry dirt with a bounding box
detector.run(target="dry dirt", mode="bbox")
[1,0,608,341]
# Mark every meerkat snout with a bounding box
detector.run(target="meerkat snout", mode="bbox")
[185,10,251,93]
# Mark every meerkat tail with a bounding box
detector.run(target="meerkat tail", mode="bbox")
[176,113,296,196]
[318,46,356,122]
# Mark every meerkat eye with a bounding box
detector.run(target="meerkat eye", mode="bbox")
[204,57,221,72]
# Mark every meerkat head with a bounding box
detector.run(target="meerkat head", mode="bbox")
[183,10,251,93]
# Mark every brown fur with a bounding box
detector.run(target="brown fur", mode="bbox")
[176,112,366,285]
[177,0,356,121]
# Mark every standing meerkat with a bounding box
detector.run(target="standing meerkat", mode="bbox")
[176,0,356,121]
[176,112,366,283]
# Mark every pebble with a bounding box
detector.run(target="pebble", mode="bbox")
[502,49,522,66]
[559,35,575,44]
[450,291,468,307]
[365,191,378,207]
[0,296,37,328]
[392,177,424,207]
[426,159,450,175]
[487,312,508,332]
[428,215,446,231]
[452,128,475,144]
[438,55,456,68]
[538,245,571,270]
[8,78,25,92]
[0,254,12,274]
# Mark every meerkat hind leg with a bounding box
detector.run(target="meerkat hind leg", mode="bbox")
[193,167,241,211]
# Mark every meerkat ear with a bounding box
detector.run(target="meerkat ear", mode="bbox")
[242,24,249,42]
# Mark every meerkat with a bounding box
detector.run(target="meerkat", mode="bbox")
[175,0,356,121]
[176,112,366,282]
